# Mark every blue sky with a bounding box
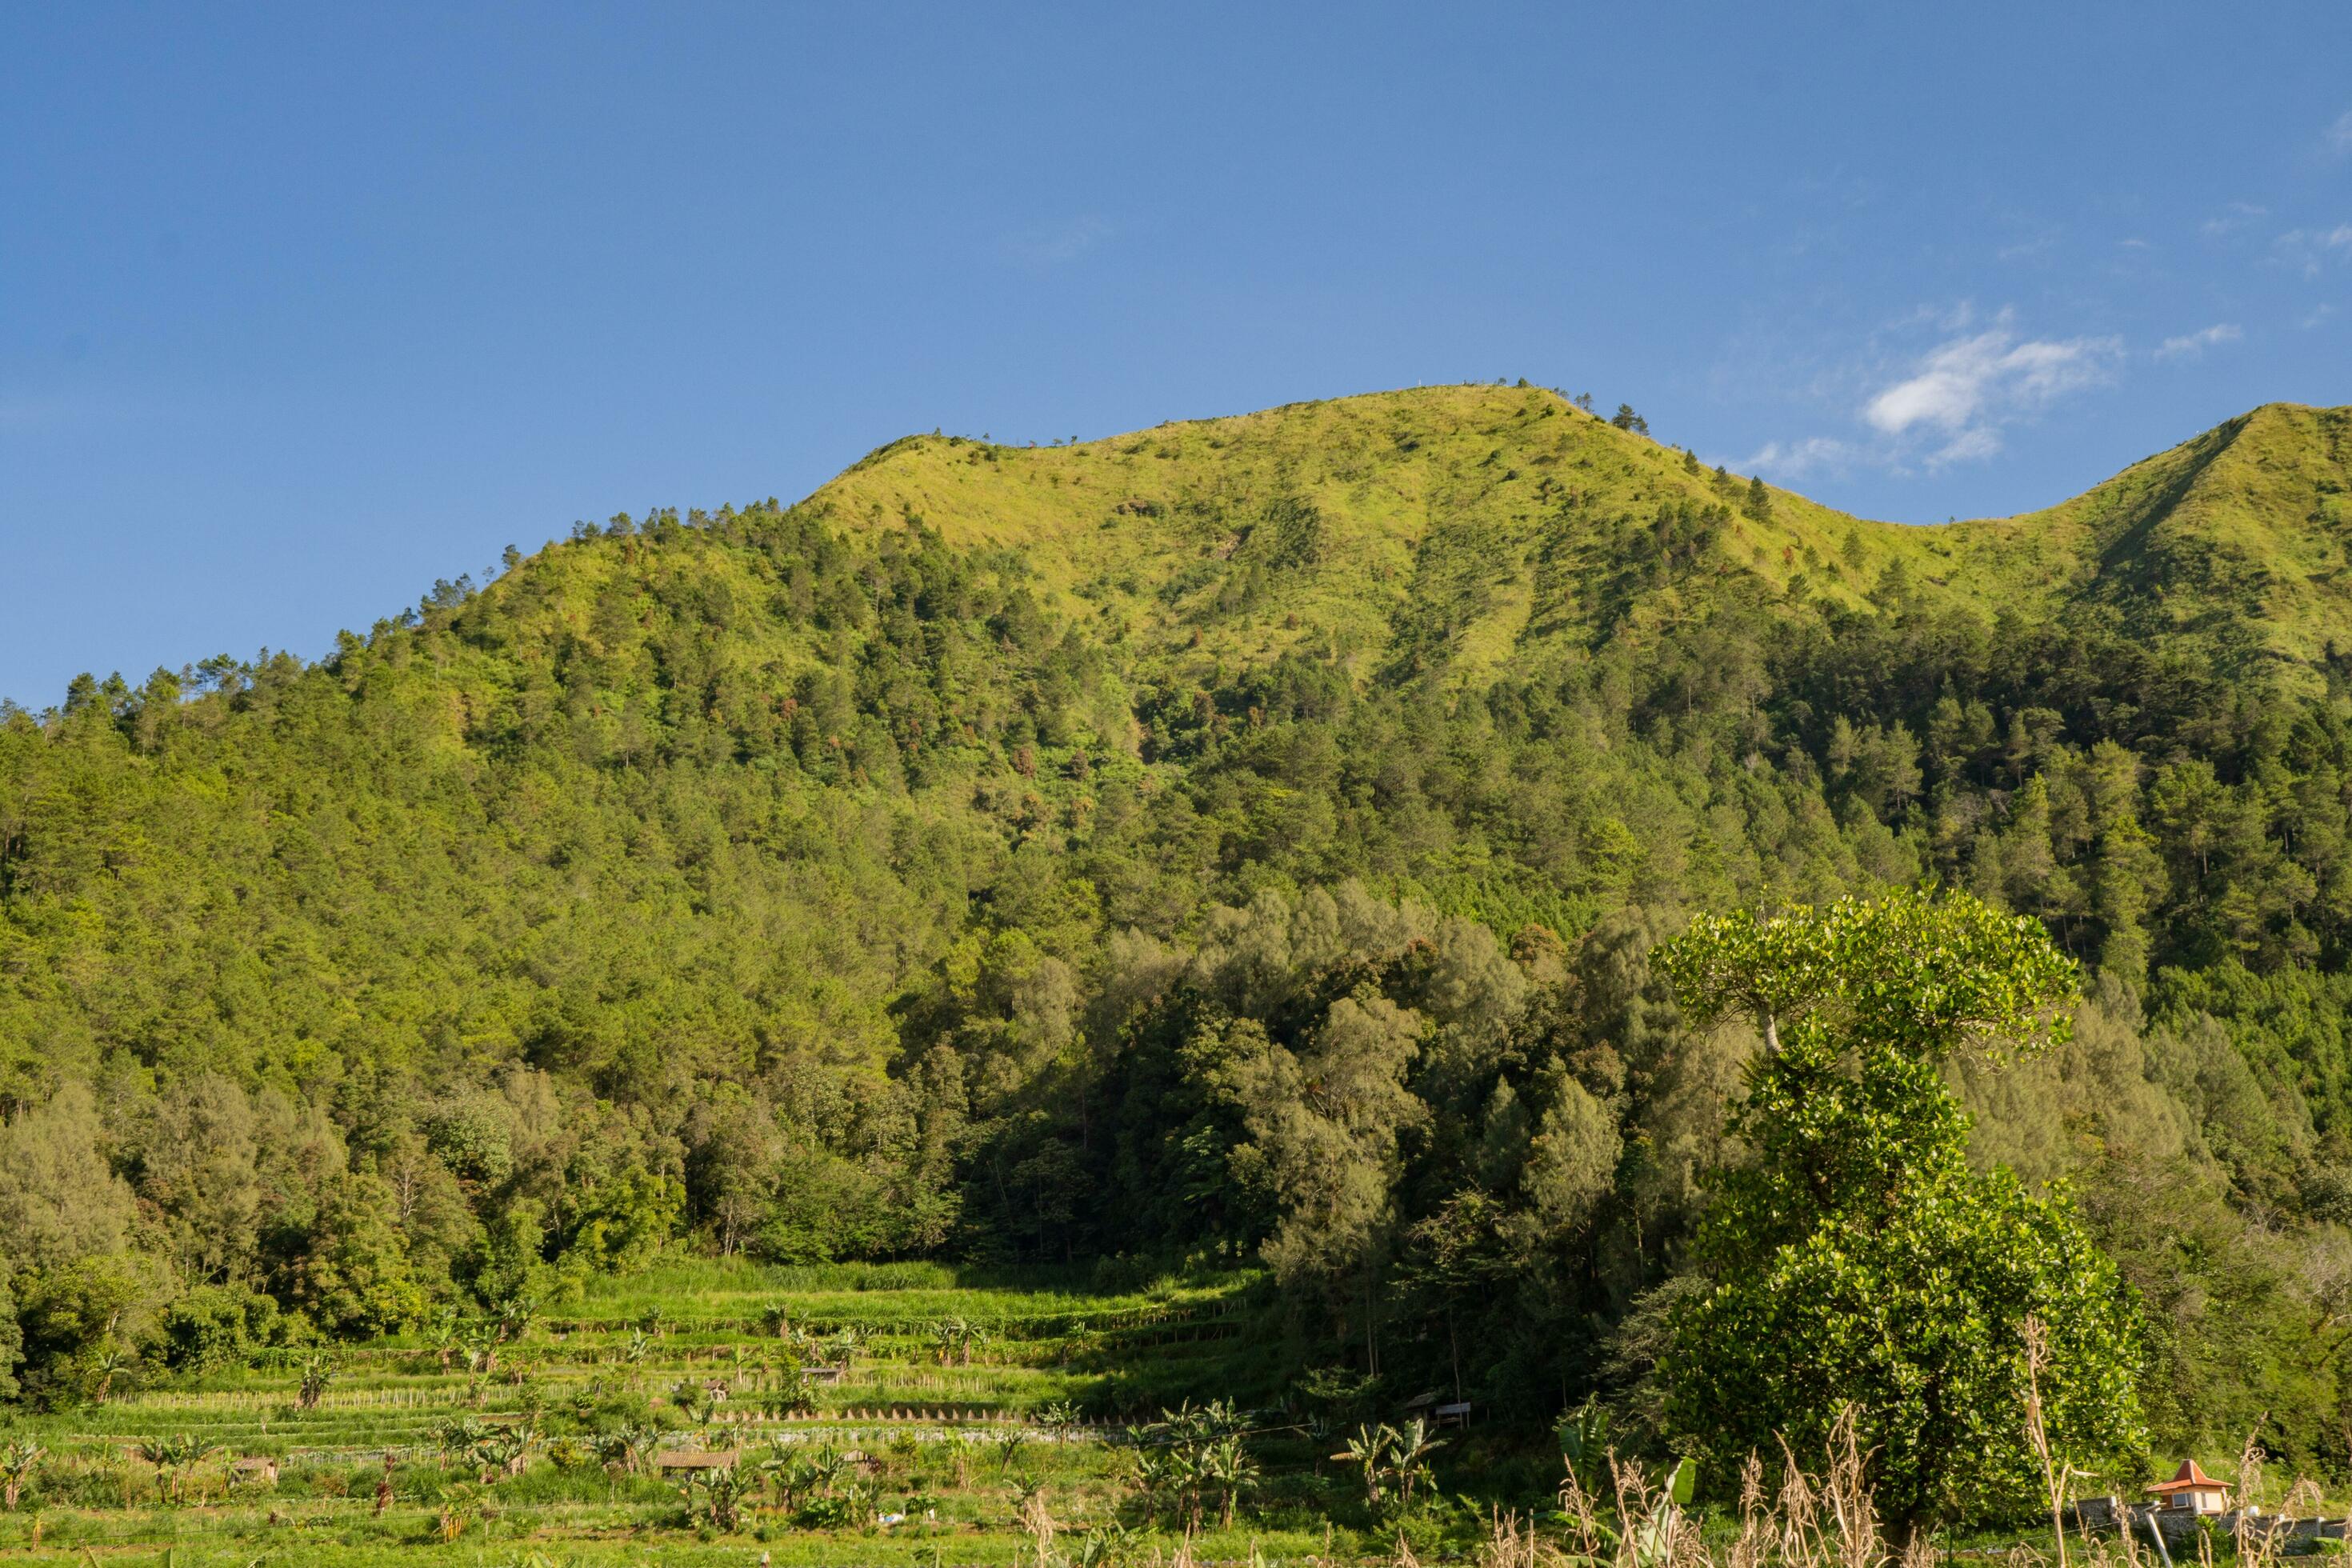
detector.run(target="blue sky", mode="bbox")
[4,2,2350,706]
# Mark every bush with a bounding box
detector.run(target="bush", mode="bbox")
[162,1285,283,1373]
[794,1494,861,1528]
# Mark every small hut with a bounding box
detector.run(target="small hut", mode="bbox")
[2149,1460,2231,1514]
[654,1449,741,1474]
[230,1457,280,1486]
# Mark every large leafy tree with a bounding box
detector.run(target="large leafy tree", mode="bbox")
[1655,890,2146,1537]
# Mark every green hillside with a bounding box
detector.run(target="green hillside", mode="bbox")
[7,384,2352,1484]
[806,385,1981,691]
[2018,402,2352,681]
[808,386,2352,696]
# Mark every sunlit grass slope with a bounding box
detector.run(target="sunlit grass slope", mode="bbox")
[802,386,1963,692]
[801,386,2352,698]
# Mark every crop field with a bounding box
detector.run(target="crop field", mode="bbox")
[0,1261,1514,1566]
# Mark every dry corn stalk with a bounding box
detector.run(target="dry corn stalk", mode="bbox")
[1558,1455,1607,1562]
[2234,1422,2270,1568]
[1482,1506,1569,1568]
[1021,1487,1060,1568]
[2023,1316,2070,1568]
[1728,1453,1770,1568]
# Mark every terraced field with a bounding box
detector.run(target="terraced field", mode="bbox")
[0,1261,1437,1566]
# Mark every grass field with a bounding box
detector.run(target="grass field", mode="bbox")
[0,1218,2313,1568]
[0,1260,1549,1566]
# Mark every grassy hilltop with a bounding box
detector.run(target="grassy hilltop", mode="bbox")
[807,386,2352,694]
[809,385,1983,697]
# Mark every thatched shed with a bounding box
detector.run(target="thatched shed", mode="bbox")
[654,1449,741,1473]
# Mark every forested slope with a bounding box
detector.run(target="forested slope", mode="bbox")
[6,385,2352,1467]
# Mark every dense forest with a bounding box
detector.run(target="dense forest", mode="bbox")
[6,386,2352,1478]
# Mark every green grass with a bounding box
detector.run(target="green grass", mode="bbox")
[805,385,2352,697]
[0,1266,1444,1566]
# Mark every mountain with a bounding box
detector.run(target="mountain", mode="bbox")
[809,387,2352,689]
[4,386,2352,1457]
[2011,401,2352,681]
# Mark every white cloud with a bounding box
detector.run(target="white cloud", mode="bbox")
[2304,304,2338,330]
[1929,428,2004,469]
[2330,109,2352,154]
[1719,307,2123,486]
[997,216,1112,270]
[2202,202,2269,238]
[2271,225,2352,278]
[1741,436,1858,480]
[2154,323,2243,361]
[1862,318,2121,458]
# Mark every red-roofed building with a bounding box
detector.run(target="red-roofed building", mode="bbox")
[2148,1461,2231,1514]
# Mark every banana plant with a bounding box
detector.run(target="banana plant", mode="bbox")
[86,1344,137,1406]
[1557,1398,1610,1490]
[1332,1422,1396,1508]
[434,1482,480,1543]
[760,1447,818,1510]
[426,1306,464,1373]
[1390,1418,1444,1505]
[945,1430,979,1489]
[1618,1458,1700,1568]
[670,1378,722,1432]
[494,1292,541,1346]
[295,1353,338,1411]
[132,1434,221,1504]
[1037,1398,1082,1443]
[469,1426,532,1483]
[462,1319,502,1379]
[0,1441,43,1511]
[1205,1434,1259,1528]
[678,1464,753,1532]
[1167,1444,1205,1532]
[594,1426,658,1477]
[433,1415,488,1470]
[1077,1520,1139,1568]
[1127,1447,1174,1525]
[806,1442,854,1498]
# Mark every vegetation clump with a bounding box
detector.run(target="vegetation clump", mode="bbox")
[1658,893,2145,1536]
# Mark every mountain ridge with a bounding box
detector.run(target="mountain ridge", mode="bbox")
[790,385,2352,700]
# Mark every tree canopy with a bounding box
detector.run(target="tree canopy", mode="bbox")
[1658,894,2143,1532]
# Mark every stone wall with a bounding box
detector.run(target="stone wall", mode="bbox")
[2065,1498,2350,1555]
